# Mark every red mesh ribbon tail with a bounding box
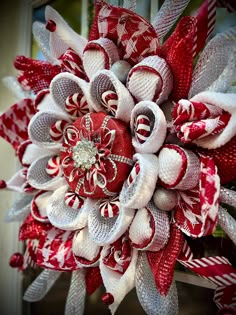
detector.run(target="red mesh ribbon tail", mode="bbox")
[161,17,196,101]
[14,56,61,94]
[85,266,103,295]
[147,224,184,295]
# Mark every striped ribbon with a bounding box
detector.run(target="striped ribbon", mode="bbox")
[178,241,236,309]
[193,0,217,57]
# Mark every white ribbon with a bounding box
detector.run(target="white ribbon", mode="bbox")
[23,269,61,302]
[65,269,86,315]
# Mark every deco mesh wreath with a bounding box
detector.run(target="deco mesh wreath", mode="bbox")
[1,0,236,314]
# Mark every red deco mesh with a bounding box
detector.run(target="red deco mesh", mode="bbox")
[14,56,61,94]
[161,17,196,101]
[147,224,184,295]
[85,266,103,295]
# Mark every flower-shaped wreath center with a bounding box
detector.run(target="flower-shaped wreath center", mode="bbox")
[61,112,134,198]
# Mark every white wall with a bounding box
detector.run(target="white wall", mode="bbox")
[0,1,32,314]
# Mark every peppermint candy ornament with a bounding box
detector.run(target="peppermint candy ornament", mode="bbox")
[65,93,89,118]
[64,191,85,210]
[45,156,62,177]
[99,196,120,218]
[101,90,118,116]
[134,114,151,144]
[50,119,68,142]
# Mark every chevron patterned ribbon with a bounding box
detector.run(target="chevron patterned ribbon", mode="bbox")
[65,269,86,315]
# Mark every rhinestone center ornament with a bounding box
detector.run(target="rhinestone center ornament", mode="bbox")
[72,139,98,170]
[61,112,134,198]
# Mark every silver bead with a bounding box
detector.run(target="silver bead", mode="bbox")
[153,187,178,211]
[110,60,131,83]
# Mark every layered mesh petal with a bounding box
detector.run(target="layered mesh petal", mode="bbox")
[87,198,135,245]
[130,101,167,153]
[28,110,70,150]
[119,153,159,209]
[89,70,135,123]
[27,155,65,191]
[47,185,90,230]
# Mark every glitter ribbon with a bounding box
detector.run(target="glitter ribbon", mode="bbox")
[135,252,178,315]
[65,269,86,315]
[218,206,236,245]
[23,269,61,302]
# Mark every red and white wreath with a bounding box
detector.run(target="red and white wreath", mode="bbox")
[1,0,236,314]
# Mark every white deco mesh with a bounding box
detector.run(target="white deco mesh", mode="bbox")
[89,70,135,123]
[28,110,69,149]
[130,100,167,154]
[27,155,65,191]
[87,198,135,246]
[47,185,89,230]
[50,73,90,112]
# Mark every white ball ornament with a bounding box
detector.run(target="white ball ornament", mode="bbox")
[153,187,178,211]
[110,60,132,83]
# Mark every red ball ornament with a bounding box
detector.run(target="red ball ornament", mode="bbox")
[101,292,114,306]
[0,180,7,189]
[46,19,57,32]
[60,112,134,198]
[9,252,24,268]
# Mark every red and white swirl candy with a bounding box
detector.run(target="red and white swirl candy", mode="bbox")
[127,161,140,186]
[99,196,120,218]
[134,114,151,144]
[46,156,62,177]
[64,191,85,209]
[101,90,118,116]
[50,119,68,142]
[65,93,89,118]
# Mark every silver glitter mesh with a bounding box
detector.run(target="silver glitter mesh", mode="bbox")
[65,270,86,315]
[33,22,53,63]
[123,0,136,11]
[218,206,236,245]
[189,26,236,98]
[2,76,26,100]
[220,187,236,208]
[23,269,61,302]
[29,112,60,145]
[49,196,84,228]
[135,252,178,315]
[152,0,191,41]
[5,194,33,222]
[88,199,134,245]
[90,72,114,110]
[51,76,84,111]
[28,155,64,191]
